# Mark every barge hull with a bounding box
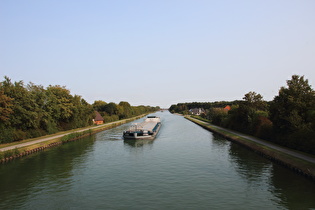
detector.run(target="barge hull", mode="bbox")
[123,116,161,140]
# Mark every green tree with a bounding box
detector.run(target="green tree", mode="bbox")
[69,95,94,128]
[270,75,315,133]
[0,90,13,122]
[118,101,132,119]
[46,85,74,127]
[92,100,107,111]
[104,102,118,116]
[243,91,267,111]
[269,75,315,153]
[207,108,228,126]
[0,77,39,140]
[227,91,268,134]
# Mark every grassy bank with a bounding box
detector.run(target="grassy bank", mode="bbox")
[0,114,147,163]
[186,116,315,180]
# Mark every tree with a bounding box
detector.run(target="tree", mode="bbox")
[243,91,267,111]
[93,100,107,111]
[0,90,13,122]
[269,75,315,153]
[103,102,118,115]
[207,108,228,126]
[0,76,160,143]
[226,91,269,135]
[270,75,315,133]
[69,95,94,128]
[118,101,132,119]
[46,85,74,124]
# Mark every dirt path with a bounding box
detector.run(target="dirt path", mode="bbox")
[187,117,315,164]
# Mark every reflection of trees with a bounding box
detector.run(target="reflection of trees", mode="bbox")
[228,142,272,182]
[0,135,96,209]
[269,164,315,209]
[211,133,231,150]
[212,132,272,182]
[227,138,315,209]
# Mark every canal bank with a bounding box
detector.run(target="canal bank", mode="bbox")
[1,111,315,209]
[0,114,148,163]
[186,116,315,180]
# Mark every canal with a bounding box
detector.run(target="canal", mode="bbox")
[0,111,315,209]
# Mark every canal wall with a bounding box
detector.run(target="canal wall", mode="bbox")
[0,114,147,164]
[186,116,315,180]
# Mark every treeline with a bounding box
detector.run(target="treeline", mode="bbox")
[169,101,241,115]
[169,75,315,155]
[0,77,159,144]
[92,100,158,123]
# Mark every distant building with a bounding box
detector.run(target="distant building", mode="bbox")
[224,105,231,111]
[93,111,104,125]
[189,108,205,115]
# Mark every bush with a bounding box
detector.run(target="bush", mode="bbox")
[207,108,228,126]
[0,125,15,143]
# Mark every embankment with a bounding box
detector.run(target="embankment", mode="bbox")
[186,116,315,180]
[0,114,146,163]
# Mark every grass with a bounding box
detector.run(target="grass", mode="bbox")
[0,113,148,161]
[186,115,315,178]
[61,129,93,142]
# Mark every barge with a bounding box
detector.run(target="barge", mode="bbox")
[123,116,161,140]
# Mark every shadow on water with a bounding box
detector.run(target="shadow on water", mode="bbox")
[229,139,273,183]
[0,135,96,209]
[211,133,231,149]
[1,111,315,209]
[270,163,315,209]
[212,133,315,209]
[123,139,154,148]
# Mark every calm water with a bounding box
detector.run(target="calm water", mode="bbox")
[1,111,315,210]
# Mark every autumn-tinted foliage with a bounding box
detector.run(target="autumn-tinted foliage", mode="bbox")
[0,77,159,143]
[169,75,315,155]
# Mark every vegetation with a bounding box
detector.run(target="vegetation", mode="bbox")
[269,75,315,153]
[169,101,240,114]
[92,100,158,123]
[61,129,93,142]
[169,75,315,155]
[0,77,159,144]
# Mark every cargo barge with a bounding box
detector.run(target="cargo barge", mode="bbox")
[123,116,161,140]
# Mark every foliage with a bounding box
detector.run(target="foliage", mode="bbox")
[0,77,158,144]
[169,75,315,155]
[207,108,228,126]
[169,101,239,114]
[270,75,315,134]
[92,100,107,111]
[93,100,159,123]
[269,75,315,153]
[0,89,13,122]
[226,91,268,134]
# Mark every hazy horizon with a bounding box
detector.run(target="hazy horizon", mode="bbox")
[1,1,314,108]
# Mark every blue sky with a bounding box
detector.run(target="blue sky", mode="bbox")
[1,0,314,108]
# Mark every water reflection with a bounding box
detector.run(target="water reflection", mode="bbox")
[0,135,96,209]
[270,164,315,209]
[211,133,231,149]
[214,132,315,209]
[1,111,315,209]
[228,141,273,183]
[124,139,154,148]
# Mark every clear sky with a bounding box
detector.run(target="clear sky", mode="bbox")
[1,0,314,108]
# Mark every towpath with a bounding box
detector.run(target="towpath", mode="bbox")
[186,116,315,164]
[0,118,135,152]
